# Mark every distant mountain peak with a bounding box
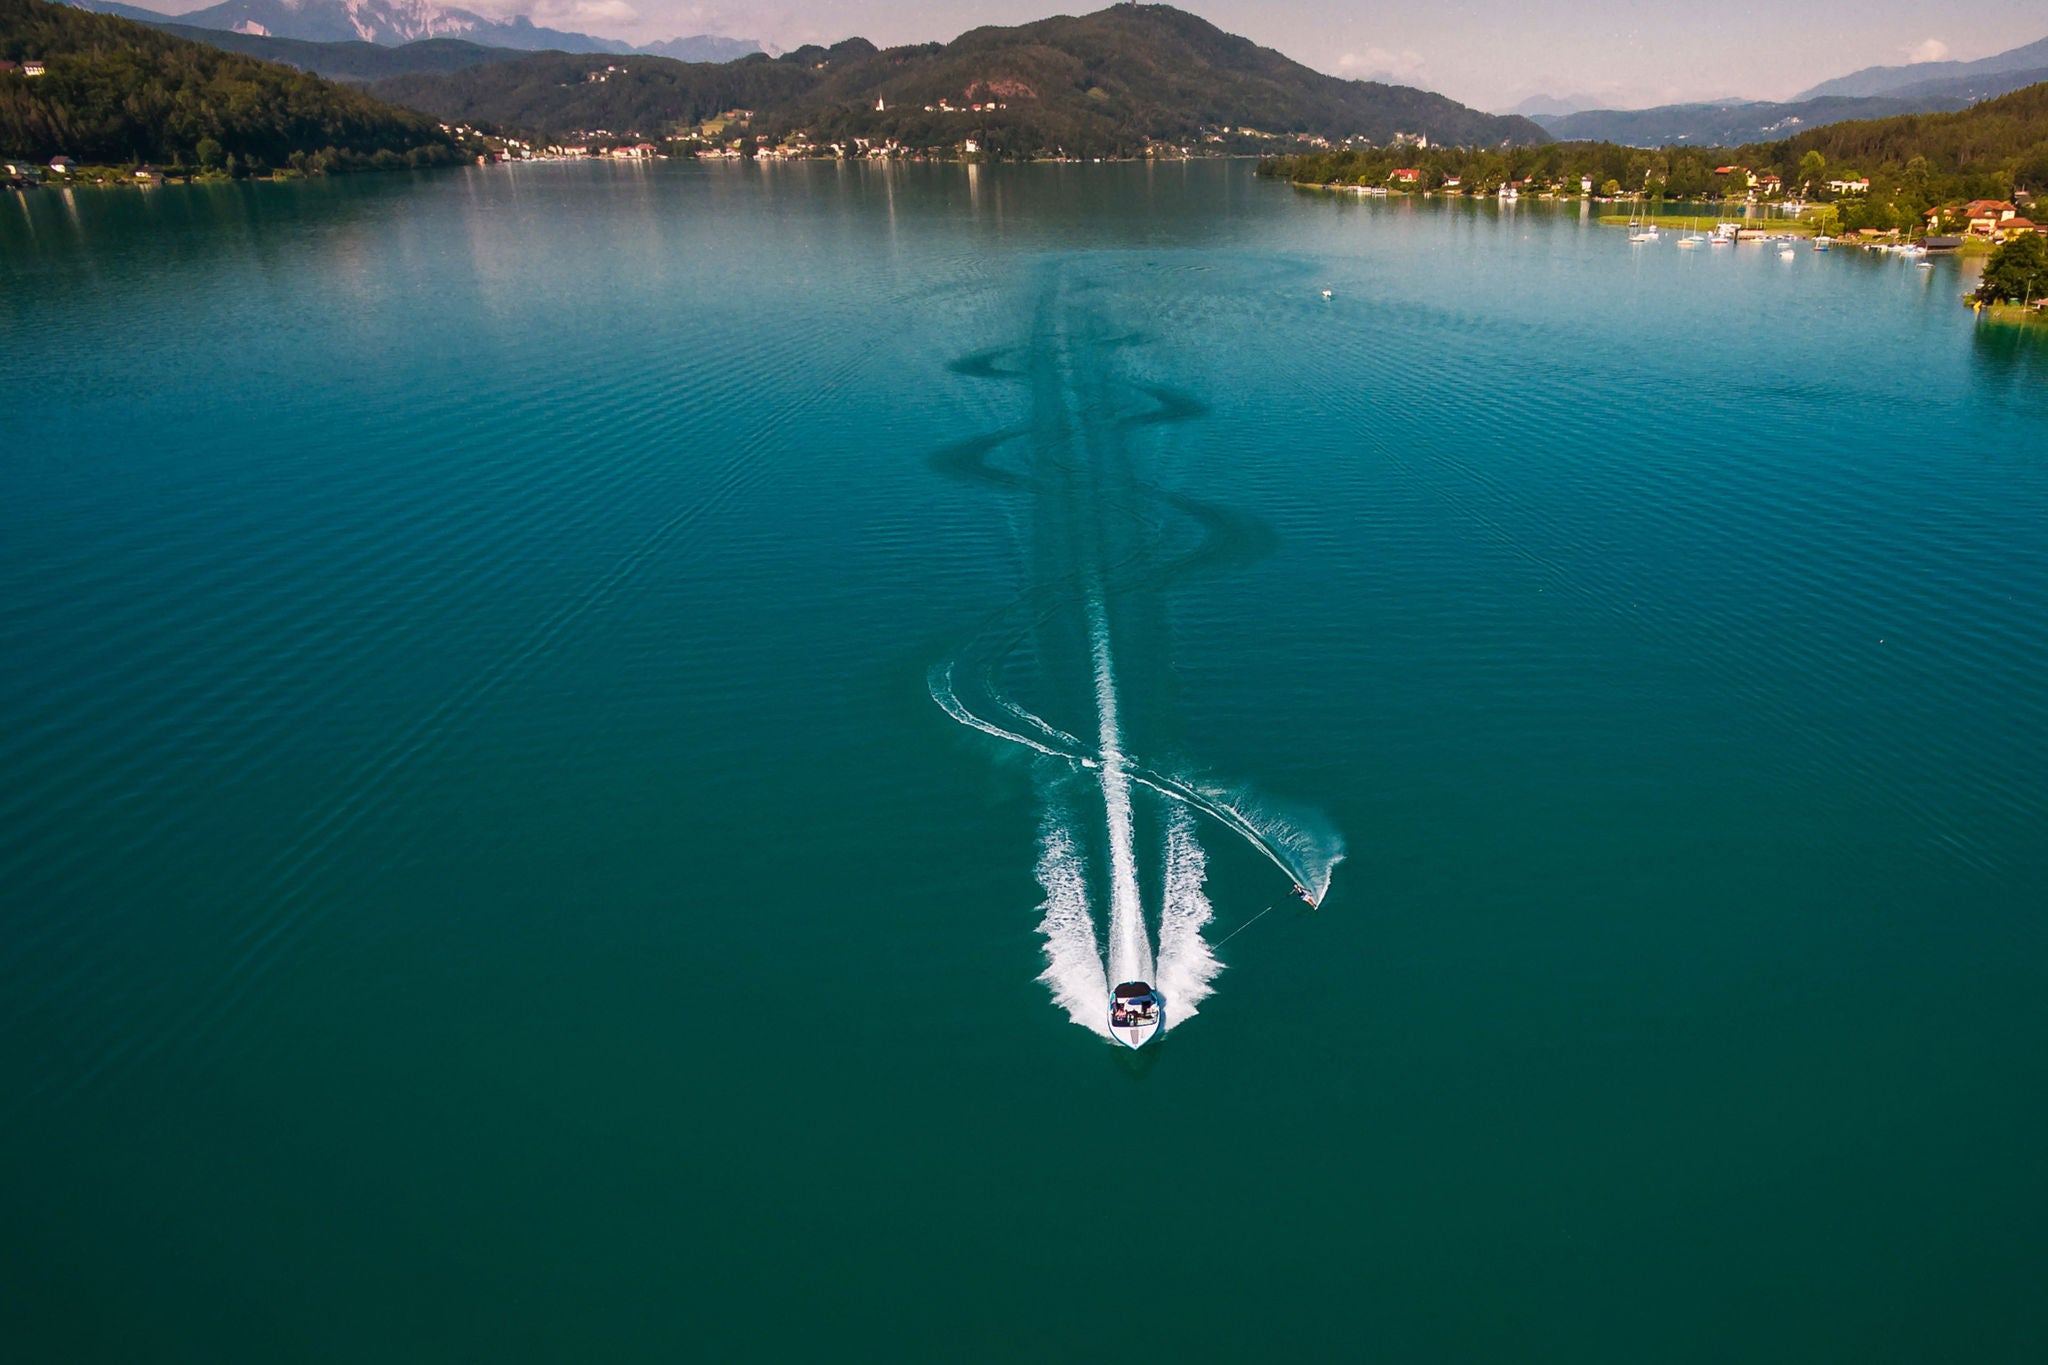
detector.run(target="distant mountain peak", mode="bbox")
[1795,32,2048,100]
[365,1,1547,151]
[65,0,766,58]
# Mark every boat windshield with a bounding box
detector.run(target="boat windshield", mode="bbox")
[1110,997,1158,1027]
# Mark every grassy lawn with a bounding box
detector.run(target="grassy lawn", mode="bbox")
[1597,211,1818,235]
[1978,300,2048,326]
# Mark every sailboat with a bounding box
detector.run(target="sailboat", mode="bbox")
[1627,195,1657,244]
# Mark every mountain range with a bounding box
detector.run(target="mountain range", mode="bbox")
[1523,31,2048,147]
[363,5,1547,152]
[1793,33,2048,101]
[66,0,763,60]
[1535,93,1981,147]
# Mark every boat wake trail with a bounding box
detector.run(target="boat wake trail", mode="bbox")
[1088,588,1154,988]
[930,257,1343,1045]
[1153,804,1220,1029]
[929,661,1087,765]
[929,659,1342,899]
[1033,804,1112,1040]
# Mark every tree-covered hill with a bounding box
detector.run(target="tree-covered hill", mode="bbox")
[369,4,1548,154]
[368,43,827,136]
[1262,79,2048,230]
[147,26,526,83]
[1752,80,2048,188]
[0,0,462,168]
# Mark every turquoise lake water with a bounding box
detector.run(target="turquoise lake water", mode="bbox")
[4,161,2047,1359]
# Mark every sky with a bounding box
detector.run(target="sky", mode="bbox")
[152,0,2048,110]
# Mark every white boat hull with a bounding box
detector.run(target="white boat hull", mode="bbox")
[1109,983,1166,1049]
[1115,1012,1164,1050]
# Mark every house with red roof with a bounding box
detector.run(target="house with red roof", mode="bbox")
[1964,200,2019,236]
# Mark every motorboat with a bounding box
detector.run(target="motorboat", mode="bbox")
[1109,982,1165,1049]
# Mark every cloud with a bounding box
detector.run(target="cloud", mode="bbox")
[525,0,639,24]
[1337,47,1426,83]
[1902,38,1949,64]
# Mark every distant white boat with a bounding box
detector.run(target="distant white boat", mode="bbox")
[1321,289,1333,299]
[1498,183,1519,201]
[1813,235,1832,251]
[1625,200,1657,242]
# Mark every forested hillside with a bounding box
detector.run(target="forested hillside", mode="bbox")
[1263,80,2048,231]
[1747,82,2048,228]
[0,0,461,168]
[370,4,1547,155]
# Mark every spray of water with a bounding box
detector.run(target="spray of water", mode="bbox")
[1033,803,1112,1038]
[1153,803,1221,1030]
[1087,590,1154,987]
[1125,766,1345,903]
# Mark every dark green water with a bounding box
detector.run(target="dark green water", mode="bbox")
[4,162,2046,1360]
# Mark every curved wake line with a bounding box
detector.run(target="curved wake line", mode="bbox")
[1125,767,1343,903]
[929,661,1081,763]
[932,674,1335,899]
[930,661,1342,902]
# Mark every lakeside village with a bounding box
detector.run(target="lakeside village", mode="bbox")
[1258,143,2040,250]
[5,107,2037,254]
[6,86,2042,321]
[1256,140,2048,317]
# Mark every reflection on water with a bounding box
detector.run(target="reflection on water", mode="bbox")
[1970,313,2048,394]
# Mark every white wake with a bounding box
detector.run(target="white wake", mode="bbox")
[1032,810,1112,1038]
[929,660,1342,905]
[933,623,1343,1043]
[929,661,1080,764]
[1153,803,1221,1029]
[1087,590,1154,988]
